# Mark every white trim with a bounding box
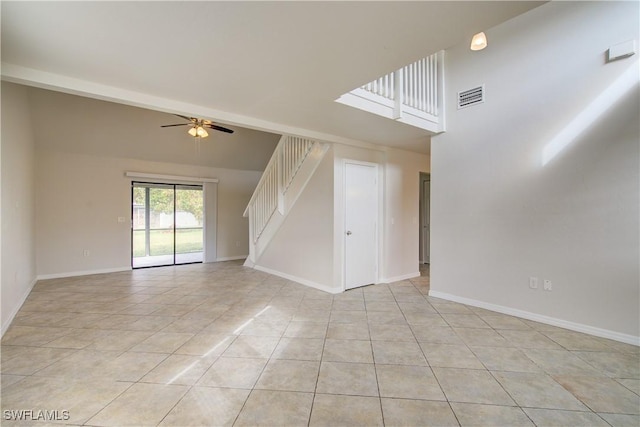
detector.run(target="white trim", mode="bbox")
[380,271,420,283]
[429,290,640,346]
[216,255,248,262]
[37,267,132,281]
[1,277,38,337]
[126,171,218,183]
[252,264,340,294]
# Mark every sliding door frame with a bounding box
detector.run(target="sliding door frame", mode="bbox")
[131,181,204,269]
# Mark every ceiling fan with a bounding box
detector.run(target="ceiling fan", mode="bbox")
[161,115,234,138]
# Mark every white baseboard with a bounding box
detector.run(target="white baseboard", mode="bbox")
[429,290,639,346]
[37,266,132,281]
[252,264,341,294]
[380,271,421,283]
[1,276,37,337]
[215,256,248,262]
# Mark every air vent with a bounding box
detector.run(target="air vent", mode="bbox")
[457,85,484,109]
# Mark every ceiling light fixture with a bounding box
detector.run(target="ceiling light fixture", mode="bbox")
[470,32,488,51]
[188,125,209,139]
[196,127,208,138]
[161,114,234,139]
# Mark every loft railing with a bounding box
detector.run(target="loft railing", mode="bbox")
[337,51,445,133]
[244,135,315,243]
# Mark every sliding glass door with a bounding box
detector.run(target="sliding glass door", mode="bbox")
[132,182,204,268]
[175,185,204,264]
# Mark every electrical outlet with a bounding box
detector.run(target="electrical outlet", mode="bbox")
[529,277,538,289]
[83,249,90,257]
[544,279,552,291]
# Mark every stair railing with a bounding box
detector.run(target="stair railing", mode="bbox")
[244,135,316,243]
[337,50,445,133]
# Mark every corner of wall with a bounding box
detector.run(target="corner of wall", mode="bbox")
[1,82,38,336]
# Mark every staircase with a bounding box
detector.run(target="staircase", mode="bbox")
[244,135,329,265]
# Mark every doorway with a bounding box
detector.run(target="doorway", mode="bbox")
[419,173,430,264]
[132,182,204,268]
[344,161,378,290]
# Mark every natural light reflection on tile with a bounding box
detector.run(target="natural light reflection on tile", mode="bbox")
[167,361,199,385]
[1,261,637,426]
[169,307,271,384]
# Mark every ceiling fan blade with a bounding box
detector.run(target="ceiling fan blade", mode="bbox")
[207,124,234,134]
[174,114,194,122]
[161,123,190,127]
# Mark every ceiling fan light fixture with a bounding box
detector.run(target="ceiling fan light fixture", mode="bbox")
[196,126,208,138]
[161,114,234,137]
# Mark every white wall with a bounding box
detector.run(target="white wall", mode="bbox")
[258,146,336,291]
[382,148,430,281]
[1,82,37,334]
[19,85,272,277]
[332,144,429,285]
[256,141,429,292]
[431,1,639,342]
[35,149,261,276]
[27,87,280,172]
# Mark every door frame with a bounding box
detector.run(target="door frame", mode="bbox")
[342,160,380,291]
[131,181,205,269]
[419,172,430,264]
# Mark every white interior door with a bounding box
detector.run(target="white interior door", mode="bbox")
[345,162,378,289]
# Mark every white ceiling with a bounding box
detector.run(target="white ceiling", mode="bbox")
[1,1,543,153]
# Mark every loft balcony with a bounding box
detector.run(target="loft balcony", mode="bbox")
[336,51,445,134]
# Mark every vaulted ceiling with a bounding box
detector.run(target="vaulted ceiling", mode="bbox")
[1,1,543,153]
[27,87,281,171]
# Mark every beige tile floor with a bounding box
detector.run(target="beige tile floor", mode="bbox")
[1,261,638,426]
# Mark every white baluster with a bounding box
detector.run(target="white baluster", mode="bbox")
[428,56,432,113]
[414,62,418,109]
[413,62,420,108]
[419,59,424,111]
[407,63,412,108]
[412,63,417,108]
[390,72,394,100]
[425,57,429,114]
[434,53,439,116]
[433,54,437,115]
[422,58,429,112]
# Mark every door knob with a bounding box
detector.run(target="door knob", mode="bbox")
[346,231,352,235]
